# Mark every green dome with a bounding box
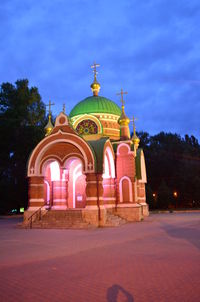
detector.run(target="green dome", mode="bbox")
[69,96,121,117]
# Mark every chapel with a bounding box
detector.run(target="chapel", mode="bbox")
[24,64,148,227]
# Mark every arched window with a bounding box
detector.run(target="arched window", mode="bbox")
[119,176,133,202]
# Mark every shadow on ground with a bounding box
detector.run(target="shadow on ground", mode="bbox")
[107,284,134,302]
[161,222,200,250]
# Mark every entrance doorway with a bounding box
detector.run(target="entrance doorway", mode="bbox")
[44,158,86,209]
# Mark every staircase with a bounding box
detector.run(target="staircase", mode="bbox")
[30,210,90,229]
[105,212,127,227]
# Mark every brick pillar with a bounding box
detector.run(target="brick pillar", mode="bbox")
[103,178,116,205]
[85,173,103,207]
[28,176,45,208]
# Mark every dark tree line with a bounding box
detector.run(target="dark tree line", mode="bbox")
[138,131,200,209]
[0,79,46,213]
[0,79,200,213]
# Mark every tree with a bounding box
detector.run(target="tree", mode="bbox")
[0,79,46,213]
[145,184,156,210]
[138,131,200,209]
[157,180,173,209]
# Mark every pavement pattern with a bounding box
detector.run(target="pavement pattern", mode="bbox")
[0,213,200,302]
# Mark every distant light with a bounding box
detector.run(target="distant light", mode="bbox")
[20,207,24,213]
[153,193,156,197]
[173,191,178,197]
[9,152,14,158]
[11,209,17,213]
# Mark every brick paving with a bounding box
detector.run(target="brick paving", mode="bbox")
[0,213,200,302]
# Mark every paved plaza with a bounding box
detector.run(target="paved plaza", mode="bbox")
[0,213,200,302]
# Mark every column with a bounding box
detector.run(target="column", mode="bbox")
[28,176,45,208]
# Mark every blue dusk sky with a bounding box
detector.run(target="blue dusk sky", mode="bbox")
[0,0,200,139]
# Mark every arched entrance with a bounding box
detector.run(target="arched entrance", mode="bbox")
[103,146,116,204]
[64,157,86,209]
[43,157,86,209]
[43,160,67,209]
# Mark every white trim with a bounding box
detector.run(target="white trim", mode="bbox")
[119,176,133,202]
[84,205,99,210]
[103,128,120,131]
[86,197,104,201]
[140,150,147,183]
[71,113,120,121]
[53,199,67,202]
[103,197,116,201]
[117,143,131,155]
[87,181,103,184]
[117,203,140,208]
[29,198,44,202]
[55,112,69,126]
[52,205,67,210]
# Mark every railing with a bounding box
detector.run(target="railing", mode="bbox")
[28,206,44,229]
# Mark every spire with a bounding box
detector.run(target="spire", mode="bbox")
[131,116,140,150]
[90,62,100,96]
[63,103,66,114]
[117,89,130,140]
[45,100,55,136]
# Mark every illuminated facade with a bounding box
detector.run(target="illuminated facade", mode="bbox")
[24,64,148,227]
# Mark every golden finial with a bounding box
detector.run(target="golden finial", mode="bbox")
[63,103,66,114]
[90,62,100,96]
[131,116,140,147]
[45,100,55,136]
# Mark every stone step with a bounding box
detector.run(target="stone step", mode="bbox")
[32,221,90,229]
[31,209,89,229]
[105,213,127,227]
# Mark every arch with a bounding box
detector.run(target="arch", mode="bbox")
[103,146,115,179]
[119,176,133,202]
[117,143,131,155]
[66,157,86,209]
[28,131,95,176]
[140,151,147,183]
[41,156,62,176]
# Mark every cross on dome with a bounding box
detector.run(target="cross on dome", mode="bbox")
[90,62,101,96]
[116,88,128,107]
[46,100,55,116]
[130,116,138,135]
[91,62,100,79]
[63,103,66,114]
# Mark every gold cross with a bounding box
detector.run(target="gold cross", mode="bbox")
[130,116,138,135]
[46,100,55,115]
[63,103,66,113]
[91,62,100,78]
[116,88,128,106]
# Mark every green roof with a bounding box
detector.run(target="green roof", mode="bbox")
[69,96,121,117]
[135,148,142,180]
[87,138,109,173]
